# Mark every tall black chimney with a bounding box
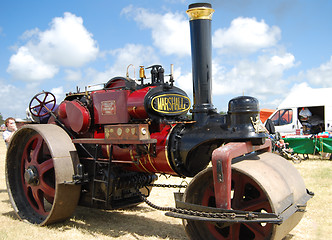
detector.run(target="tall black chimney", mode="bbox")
[186,3,215,123]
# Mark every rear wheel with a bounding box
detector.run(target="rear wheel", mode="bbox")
[6,124,81,225]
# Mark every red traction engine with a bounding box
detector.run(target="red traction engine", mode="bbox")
[6,3,312,240]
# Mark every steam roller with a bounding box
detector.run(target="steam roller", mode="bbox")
[5,2,312,240]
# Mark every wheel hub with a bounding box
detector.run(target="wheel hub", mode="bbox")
[24,166,39,186]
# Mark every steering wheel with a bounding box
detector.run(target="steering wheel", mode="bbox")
[29,91,56,117]
[279,117,289,126]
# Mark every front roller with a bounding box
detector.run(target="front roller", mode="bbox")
[183,151,312,240]
[6,124,81,225]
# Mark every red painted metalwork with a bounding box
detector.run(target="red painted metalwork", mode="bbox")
[127,86,155,119]
[211,139,271,209]
[149,124,175,174]
[21,134,55,216]
[91,90,130,124]
[105,78,127,89]
[66,100,91,134]
[57,101,67,118]
[101,124,176,175]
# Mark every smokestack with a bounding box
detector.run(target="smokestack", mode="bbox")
[186,3,215,123]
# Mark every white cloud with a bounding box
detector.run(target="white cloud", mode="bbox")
[110,44,158,69]
[7,12,99,82]
[86,44,159,86]
[174,67,192,93]
[121,5,190,57]
[50,86,65,103]
[212,53,296,98]
[213,17,281,54]
[7,46,59,81]
[306,56,332,87]
[289,82,311,93]
[31,12,98,67]
[65,69,82,81]
[0,79,36,118]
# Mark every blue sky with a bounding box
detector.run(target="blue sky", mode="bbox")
[1,0,331,119]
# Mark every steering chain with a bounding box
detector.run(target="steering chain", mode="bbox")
[137,190,236,220]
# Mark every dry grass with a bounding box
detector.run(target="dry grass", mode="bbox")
[0,137,331,240]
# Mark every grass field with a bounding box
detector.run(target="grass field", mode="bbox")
[0,137,331,240]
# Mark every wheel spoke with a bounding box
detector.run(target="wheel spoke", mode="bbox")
[31,187,46,214]
[36,97,43,104]
[38,106,44,116]
[38,158,55,199]
[243,223,266,240]
[39,179,55,199]
[45,99,55,105]
[230,224,241,239]
[22,150,30,169]
[239,198,270,212]
[41,93,48,105]
[30,135,43,165]
[39,158,53,174]
[30,103,42,110]
[232,173,245,209]
[201,183,215,206]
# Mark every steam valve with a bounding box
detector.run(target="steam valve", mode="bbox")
[146,65,164,84]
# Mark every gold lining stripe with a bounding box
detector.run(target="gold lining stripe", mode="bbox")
[164,125,176,172]
[106,144,110,158]
[130,149,144,172]
[147,144,158,172]
[139,157,151,173]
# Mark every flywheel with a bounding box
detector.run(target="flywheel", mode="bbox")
[6,124,81,225]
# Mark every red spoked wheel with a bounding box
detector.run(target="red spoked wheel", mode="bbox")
[183,167,274,240]
[6,124,81,225]
[21,134,55,216]
[29,91,56,117]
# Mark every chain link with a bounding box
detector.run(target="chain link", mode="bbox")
[148,183,187,188]
[144,181,237,220]
[138,191,236,220]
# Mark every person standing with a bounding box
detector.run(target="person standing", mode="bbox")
[3,117,17,148]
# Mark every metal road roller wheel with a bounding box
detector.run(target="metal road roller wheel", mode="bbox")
[6,124,81,225]
[183,152,309,240]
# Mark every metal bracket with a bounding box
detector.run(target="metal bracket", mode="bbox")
[216,159,223,182]
[211,140,272,209]
[71,163,89,184]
